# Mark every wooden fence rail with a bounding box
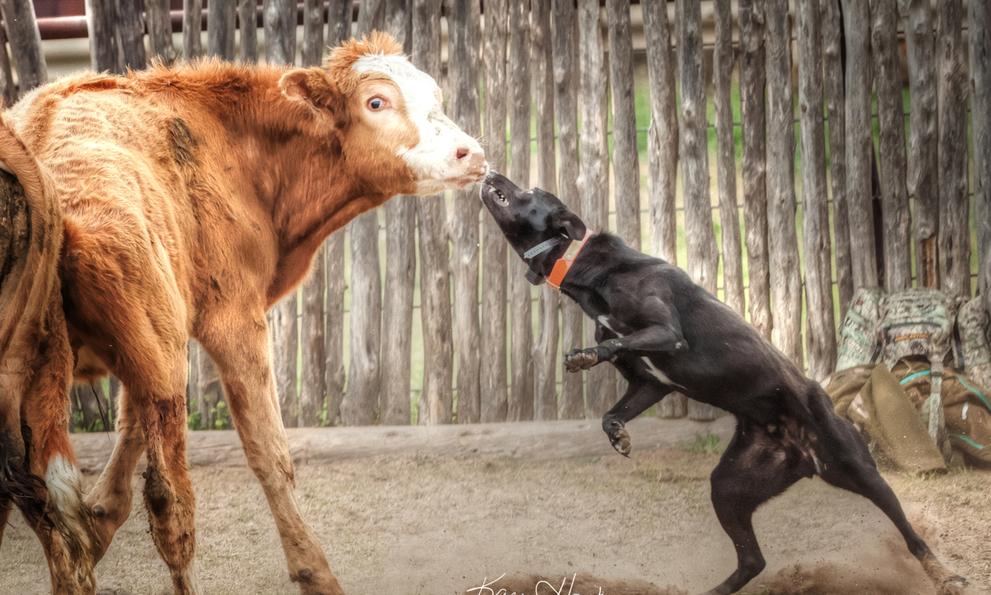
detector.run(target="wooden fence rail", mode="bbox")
[2,0,986,430]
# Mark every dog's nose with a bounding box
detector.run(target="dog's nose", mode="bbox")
[485,169,500,181]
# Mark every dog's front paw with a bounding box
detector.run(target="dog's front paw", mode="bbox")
[564,348,598,372]
[603,418,632,457]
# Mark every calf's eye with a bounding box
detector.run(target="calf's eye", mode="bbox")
[367,97,388,111]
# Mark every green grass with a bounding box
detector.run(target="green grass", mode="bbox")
[681,432,725,455]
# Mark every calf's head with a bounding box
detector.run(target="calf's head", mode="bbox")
[279,32,486,196]
[480,171,587,284]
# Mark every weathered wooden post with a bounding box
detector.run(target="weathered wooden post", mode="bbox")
[578,0,616,418]
[507,0,533,422]
[821,0,852,316]
[240,0,259,63]
[905,0,939,289]
[208,0,236,59]
[798,0,836,381]
[551,0,584,420]
[765,0,801,365]
[342,0,386,425]
[0,26,15,105]
[297,0,328,427]
[264,0,296,65]
[973,0,991,301]
[870,0,911,293]
[531,0,558,421]
[713,0,744,315]
[146,0,176,62]
[842,0,878,290]
[607,0,640,250]
[0,0,45,93]
[480,0,509,422]
[739,0,771,341]
[447,0,482,423]
[643,0,678,264]
[117,0,149,70]
[643,0,684,418]
[265,0,299,426]
[85,0,120,73]
[183,0,203,60]
[678,0,718,420]
[413,0,453,425]
[937,0,970,298]
[323,0,352,426]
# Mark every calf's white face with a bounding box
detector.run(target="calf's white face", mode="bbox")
[352,54,486,194]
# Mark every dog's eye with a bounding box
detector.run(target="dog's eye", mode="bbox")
[495,188,508,205]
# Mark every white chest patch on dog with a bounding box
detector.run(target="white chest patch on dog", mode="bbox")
[597,316,676,386]
[642,358,674,385]
[597,316,618,334]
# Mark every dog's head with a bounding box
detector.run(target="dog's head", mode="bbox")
[479,171,587,285]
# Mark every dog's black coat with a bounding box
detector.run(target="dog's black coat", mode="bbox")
[479,172,965,595]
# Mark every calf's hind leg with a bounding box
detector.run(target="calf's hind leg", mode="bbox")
[200,310,342,595]
[704,426,807,595]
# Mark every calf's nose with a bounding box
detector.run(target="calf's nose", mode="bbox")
[456,146,471,160]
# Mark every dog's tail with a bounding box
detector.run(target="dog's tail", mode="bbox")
[0,112,62,524]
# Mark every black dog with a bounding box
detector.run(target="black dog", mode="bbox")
[479,172,966,595]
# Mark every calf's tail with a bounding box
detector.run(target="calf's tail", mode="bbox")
[0,111,63,531]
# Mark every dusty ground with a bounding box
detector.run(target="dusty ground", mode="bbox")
[2,419,989,595]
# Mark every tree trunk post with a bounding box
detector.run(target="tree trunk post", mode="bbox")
[713,0,744,315]
[578,1,616,419]
[678,0,719,420]
[117,0,149,70]
[937,0,970,297]
[208,0,236,59]
[342,0,386,426]
[798,0,836,380]
[740,0,772,341]
[972,0,991,301]
[531,0,558,422]
[764,0,802,365]
[842,0,878,290]
[551,0,584,420]
[821,0,852,316]
[0,0,46,93]
[447,0,482,423]
[183,0,203,60]
[870,0,911,293]
[480,0,509,422]
[607,0,640,250]
[413,0,453,425]
[507,0,533,422]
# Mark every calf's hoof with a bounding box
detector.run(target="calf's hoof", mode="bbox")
[937,575,968,595]
[564,348,598,372]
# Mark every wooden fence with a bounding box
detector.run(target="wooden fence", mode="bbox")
[0,0,987,430]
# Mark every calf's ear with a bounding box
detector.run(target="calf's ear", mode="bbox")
[551,209,587,241]
[279,68,345,123]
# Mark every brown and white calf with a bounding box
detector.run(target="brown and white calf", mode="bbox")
[0,32,484,594]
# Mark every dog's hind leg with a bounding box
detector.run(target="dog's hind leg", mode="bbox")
[704,425,806,595]
[818,423,967,594]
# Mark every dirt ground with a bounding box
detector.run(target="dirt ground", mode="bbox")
[2,418,990,595]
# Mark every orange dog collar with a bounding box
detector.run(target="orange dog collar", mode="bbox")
[547,231,595,289]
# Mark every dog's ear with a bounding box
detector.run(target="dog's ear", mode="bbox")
[551,209,587,240]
